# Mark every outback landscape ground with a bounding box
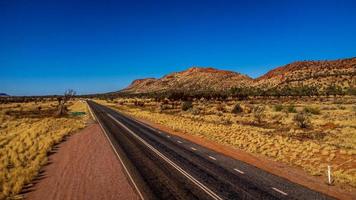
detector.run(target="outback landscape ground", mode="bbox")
[0,100,88,199]
[96,96,356,192]
[0,57,355,199]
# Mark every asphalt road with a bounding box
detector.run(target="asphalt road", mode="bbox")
[87,101,334,200]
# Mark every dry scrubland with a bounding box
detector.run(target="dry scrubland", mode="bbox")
[0,100,88,199]
[97,97,356,191]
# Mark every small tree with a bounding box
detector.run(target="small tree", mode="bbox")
[181,101,193,111]
[293,112,310,128]
[56,89,76,116]
[231,103,243,114]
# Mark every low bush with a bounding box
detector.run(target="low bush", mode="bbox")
[231,103,243,114]
[274,104,283,112]
[293,112,311,128]
[253,106,265,124]
[286,105,297,113]
[181,101,193,111]
[303,107,320,115]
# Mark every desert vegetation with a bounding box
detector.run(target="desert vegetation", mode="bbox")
[0,99,88,199]
[97,96,356,191]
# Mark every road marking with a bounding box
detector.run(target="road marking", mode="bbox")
[107,114,223,200]
[233,168,245,174]
[167,135,171,138]
[177,140,183,143]
[208,156,217,160]
[190,147,197,151]
[272,187,288,196]
[87,103,145,200]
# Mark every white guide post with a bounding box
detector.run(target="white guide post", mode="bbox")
[327,165,332,185]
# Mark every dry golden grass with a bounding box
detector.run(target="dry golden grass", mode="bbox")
[103,97,356,190]
[0,100,88,199]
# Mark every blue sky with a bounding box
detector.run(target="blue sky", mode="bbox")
[1,0,355,96]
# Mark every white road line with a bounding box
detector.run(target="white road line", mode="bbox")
[190,147,197,151]
[272,187,288,196]
[233,168,245,174]
[177,140,183,143]
[107,114,223,200]
[208,156,217,160]
[167,135,171,138]
[87,103,145,200]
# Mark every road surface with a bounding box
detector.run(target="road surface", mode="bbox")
[87,101,334,200]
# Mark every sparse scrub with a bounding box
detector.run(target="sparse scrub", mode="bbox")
[253,106,265,124]
[231,103,243,114]
[181,101,193,111]
[0,100,87,199]
[303,107,321,115]
[109,97,356,189]
[286,104,297,113]
[216,103,226,112]
[294,112,311,128]
[274,104,283,112]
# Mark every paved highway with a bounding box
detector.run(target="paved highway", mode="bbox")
[87,101,334,200]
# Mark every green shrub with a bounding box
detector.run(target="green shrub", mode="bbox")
[231,103,243,114]
[303,107,320,115]
[181,101,193,111]
[286,105,297,113]
[254,106,265,124]
[293,112,310,128]
[274,104,283,112]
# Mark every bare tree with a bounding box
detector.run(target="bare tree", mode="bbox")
[56,89,76,116]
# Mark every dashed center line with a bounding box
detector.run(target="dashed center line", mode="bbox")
[234,168,245,174]
[177,140,183,143]
[190,147,197,151]
[208,156,217,160]
[272,187,288,196]
[167,135,171,138]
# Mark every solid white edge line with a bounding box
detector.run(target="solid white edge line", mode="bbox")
[208,156,217,160]
[107,113,223,200]
[233,168,245,174]
[177,140,183,143]
[272,187,288,196]
[87,102,146,200]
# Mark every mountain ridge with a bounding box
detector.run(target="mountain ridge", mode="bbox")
[121,57,356,94]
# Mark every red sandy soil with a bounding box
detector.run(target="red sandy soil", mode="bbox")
[25,123,139,200]
[130,115,355,200]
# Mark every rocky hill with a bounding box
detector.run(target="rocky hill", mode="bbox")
[123,67,252,93]
[254,58,356,90]
[121,57,356,94]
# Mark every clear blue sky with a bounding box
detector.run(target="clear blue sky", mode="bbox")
[1,0,355,96]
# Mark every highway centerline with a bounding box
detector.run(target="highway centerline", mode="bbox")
[208,156,217,160]
[107,113,224,200]
[234,168,245,174]
[272,187,288,196]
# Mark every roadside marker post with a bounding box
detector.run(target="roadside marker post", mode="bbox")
[327,165,332,185]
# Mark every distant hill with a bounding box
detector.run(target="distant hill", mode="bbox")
[121,57,356,94]
[0,93,9,97]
